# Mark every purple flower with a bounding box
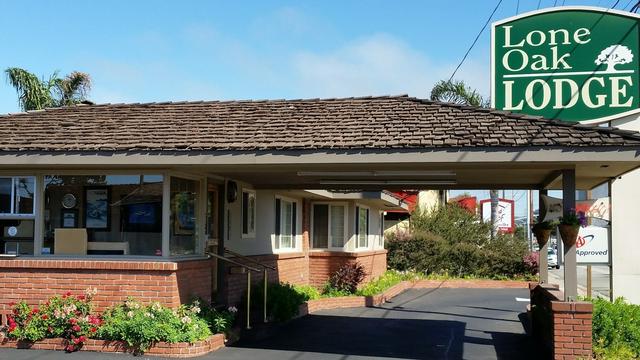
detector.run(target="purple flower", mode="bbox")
[578,211,588,227]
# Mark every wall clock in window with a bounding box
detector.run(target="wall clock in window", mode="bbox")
[62,193,77,209]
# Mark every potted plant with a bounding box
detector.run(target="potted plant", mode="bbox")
[532,221,556,248]
[558,209,587,247]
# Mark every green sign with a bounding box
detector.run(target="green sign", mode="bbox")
[492,7,640,123]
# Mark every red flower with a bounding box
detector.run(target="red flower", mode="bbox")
[31,308,39,314]
[76,295,85,301]
[69,318,77,324]
[72,325,81,332]
[90,327,97,333]
[41,314,49,320]
[79,336,87,342]
[8,302,15,307]
[8,323,16,333]
[65,344,75,352]
[73,338,81,345]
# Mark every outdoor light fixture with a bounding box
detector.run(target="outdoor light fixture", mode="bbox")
[297,171,456,177]
[318,180,457,186]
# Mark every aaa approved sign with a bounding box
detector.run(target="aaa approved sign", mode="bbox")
[576,225,610,264]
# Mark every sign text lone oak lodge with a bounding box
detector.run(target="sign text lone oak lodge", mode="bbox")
[492,7,640,123]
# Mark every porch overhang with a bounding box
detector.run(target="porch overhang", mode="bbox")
[0,146,638,190]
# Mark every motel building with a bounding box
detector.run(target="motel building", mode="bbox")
[0,94,638,310]
[1,6,640,359]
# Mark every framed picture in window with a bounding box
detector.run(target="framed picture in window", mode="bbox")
[84,187,110,230]
[61,209,78,228]
[173,192,195,235]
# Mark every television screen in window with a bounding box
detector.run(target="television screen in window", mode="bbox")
[121,202,162,233]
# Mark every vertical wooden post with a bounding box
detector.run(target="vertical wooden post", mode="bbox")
[563,169,578,301]
[246,271,251,330]
[539,189,549,284]
[263,268,268,323]
[587,265,592,298]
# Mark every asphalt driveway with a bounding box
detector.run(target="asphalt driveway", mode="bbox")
[0,287,537,360]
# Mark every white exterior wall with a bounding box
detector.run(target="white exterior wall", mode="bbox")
[611,115,640,304]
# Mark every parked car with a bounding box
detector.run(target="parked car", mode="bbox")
[548,248,560,269]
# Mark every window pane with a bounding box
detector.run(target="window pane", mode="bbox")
[0,178,11,214]
[15,177,35,214]
[43,175,163,256]
[171,177,199,256]
[312,204,328,248]
[248,193,256,234]
[242,192,256,236]
[330,205,345,248]
[1,219,34,255]
[280,201,293,249]
[358,208,368,248]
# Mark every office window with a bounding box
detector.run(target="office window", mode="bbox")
[0,177,35,215]
[242,190,256,237]
[312,204,346,249]
[356,206,369,248]
[275,198,296,250]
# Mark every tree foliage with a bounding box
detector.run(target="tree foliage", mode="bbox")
[5,67,91,111]
[387,204,534,279]
[429,79,489,107]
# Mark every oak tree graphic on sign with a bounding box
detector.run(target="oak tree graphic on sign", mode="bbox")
[595,45,634,73]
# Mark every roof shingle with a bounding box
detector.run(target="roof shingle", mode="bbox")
[0,95,639,152]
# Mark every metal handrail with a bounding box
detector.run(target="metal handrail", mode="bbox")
[207,252,263,329]
[224,248,277,270]
[207,252,261,273]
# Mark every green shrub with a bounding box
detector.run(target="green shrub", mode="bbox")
[196,300,237,334]
[292,284,321,300]
[252,282,308,322]
[327,263,366,294]
[592,297,640,359]
[321,284,354,298]
[355,270,422,297]
[386,204,533,279]
[96,299,211,352]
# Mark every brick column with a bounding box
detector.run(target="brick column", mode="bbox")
[550,301,593,360]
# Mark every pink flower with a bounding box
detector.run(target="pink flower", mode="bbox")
[72,325,81,332]
[79,336,86,342]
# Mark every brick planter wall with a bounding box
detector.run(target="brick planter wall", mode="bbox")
[0,258,214,324]
[0,334,225,358]
[530,283,593,360]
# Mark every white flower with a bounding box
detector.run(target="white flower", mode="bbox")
[53,309,63,319]
[144,312,153,318]
[181,316,192,324]
[84,287,98,297]
[151,302,162,312]
[227,306,238,313]
[127,311,134,318]
[190,306,201,314]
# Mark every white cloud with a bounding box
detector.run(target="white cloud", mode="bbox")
[291,34,489,99]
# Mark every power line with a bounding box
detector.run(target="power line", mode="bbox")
[537,0,542,9]
[516,0,520,14]
[448,0,504,82]
[623,0,635,9]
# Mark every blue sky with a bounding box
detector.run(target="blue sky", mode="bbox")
[0,0,625,113]
[0,0,618,215]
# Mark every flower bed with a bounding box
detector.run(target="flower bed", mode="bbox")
[0,334,225,358]
[0,289,234,357]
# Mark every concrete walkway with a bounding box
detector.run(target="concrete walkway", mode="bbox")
[0,287,537,360]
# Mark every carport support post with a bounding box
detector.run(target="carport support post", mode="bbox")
[563,169,578,301]
[538,189,549,284]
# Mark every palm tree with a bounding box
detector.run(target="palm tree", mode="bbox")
[5,67,91,111]
[430,79,499,238]
[430,80,489,108]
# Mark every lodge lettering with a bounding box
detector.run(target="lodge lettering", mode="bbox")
[499,24,635,112]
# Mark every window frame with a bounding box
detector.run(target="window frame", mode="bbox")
[378,211,385,248]
[274,195,298,252]
[0,176,36,217]
[241,189,256,238]
[355,204,370,250]
[310,201,348,251]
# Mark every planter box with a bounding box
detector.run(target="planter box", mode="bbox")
[0,333,225,358]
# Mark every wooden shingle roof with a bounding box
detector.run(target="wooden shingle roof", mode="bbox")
[1,95,639,152]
